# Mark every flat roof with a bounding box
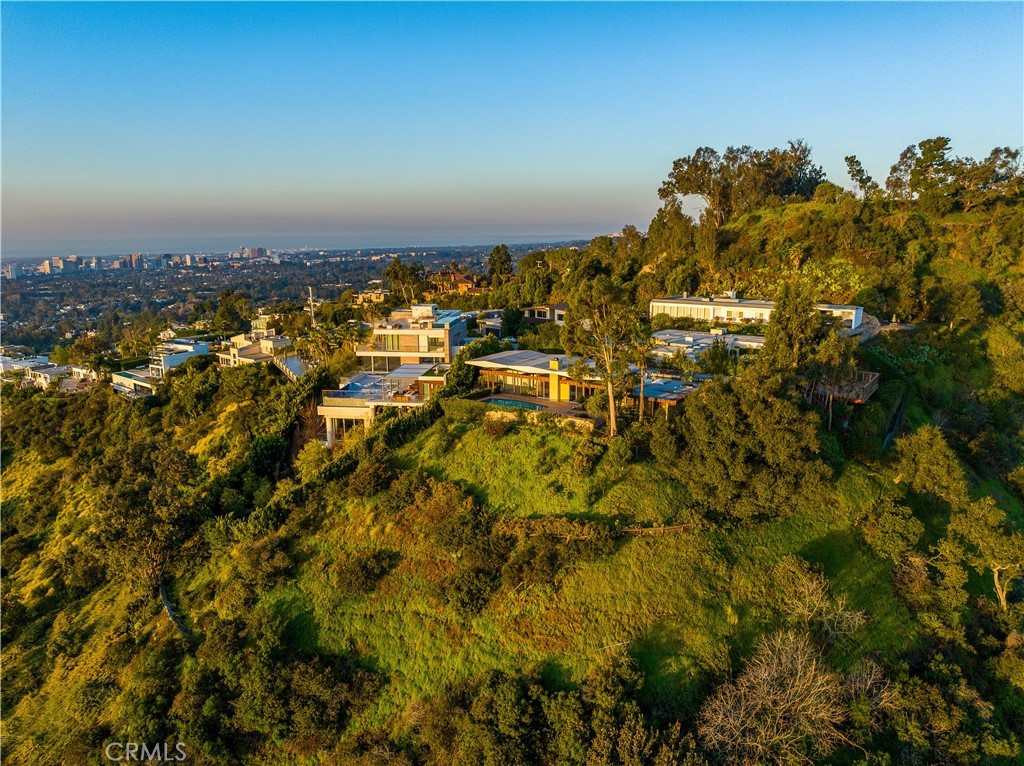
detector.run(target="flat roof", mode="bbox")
[467,349,581,376]
[636,377,702,402]
[384,363,436,380]
[651,295,861,312]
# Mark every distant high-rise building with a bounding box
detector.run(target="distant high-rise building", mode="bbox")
[40,260,52,275]
[242,246,268,259]
[89,257,99,270]
[129,253,142,269]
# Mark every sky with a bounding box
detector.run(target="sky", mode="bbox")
[2,2,1022,258]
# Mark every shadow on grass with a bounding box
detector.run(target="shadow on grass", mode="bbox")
[631,620,713,721]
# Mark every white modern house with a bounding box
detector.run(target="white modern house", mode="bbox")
[356,304,467,370]
[318,363,448,444]
[148,339,210,379]
[649,293,863,330]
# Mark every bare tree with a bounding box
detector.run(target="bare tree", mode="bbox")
[699,631,850,765]
[775,556,867,651]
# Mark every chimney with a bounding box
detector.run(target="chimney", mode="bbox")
[549,357,561,370]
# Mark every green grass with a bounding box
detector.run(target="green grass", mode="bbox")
[251,418,922,731]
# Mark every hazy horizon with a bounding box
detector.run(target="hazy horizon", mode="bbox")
[3,2,1021,259]
[1,231,603,262]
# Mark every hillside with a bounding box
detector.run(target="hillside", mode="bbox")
[2,139,1023,764]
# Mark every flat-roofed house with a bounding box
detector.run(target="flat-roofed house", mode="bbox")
[649,293,863,330]
[318,363,448,444]
[148,339,210,379]
[112,368,160,398]
[356,304,467,371]
[26,364,71,388]
[217,330,292,368]
[523,303,568,326]
[466,349,701,417]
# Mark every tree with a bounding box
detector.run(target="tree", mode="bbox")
[886,145,917,201]
[627,315,656,421]
[679,377,828,519]
[809,329,858,431]
[893,425,969,507]
[383,256,421,303]
[754,281,829,384]
[444,335,513,396]
[697,339,735,377]
[844,155,879,199]
[949,497,1023,611]
[294,439,331,483]
[50,344,71,366]
[910,137,955,214]
[562,275,639,437]
[69,335,109,369]
[501,306,526,339]
[91,439,198,633]
[860,494,924,563]
[487,244,513,284]
[699,631,849,765]
[214,290,253,334]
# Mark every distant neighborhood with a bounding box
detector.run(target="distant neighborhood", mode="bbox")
[2,264,880,446]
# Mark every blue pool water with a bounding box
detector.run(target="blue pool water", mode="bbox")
[487,398,545,411]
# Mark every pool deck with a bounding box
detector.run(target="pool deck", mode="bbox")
[481,393,589,418]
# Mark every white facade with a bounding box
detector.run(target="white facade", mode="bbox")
[649,294,863,330]
[148,339,210,378]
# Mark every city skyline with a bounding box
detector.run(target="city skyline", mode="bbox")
[2,1,1022,258]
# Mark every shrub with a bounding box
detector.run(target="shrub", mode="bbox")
[483,418,511,437]
[443,567,501,617]
[333,550,396,596]
[649,417,679,468]
[604,435,634,469]
[440,398,490,421]
[379,469,430,514]
[572,440,605,477]
[347,460,395,498]
[293,439,330,484]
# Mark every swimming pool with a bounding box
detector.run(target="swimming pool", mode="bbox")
[486,398,546,411]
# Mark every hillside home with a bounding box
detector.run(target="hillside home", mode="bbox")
[356,304,466,370]
[148,339,210,379]
[650,328,765,362]
[523,303,568,326]
[112,368,160,398]
[217,330,292,368]
[650,293,863,330]
[467,350,701,417]
[318,363,448,444]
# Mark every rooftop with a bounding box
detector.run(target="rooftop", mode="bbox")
[466,349,583,376]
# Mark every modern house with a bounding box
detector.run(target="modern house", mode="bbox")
[318,363,448,444]
[26,364,71,388]
[148,339,210,379]
[650,293,863,330]
[111,368,161,398]
[650,328,765,362]
[217,330,292,368]
[466,350,595,403]
[466,349,700,417]
[355,304,467,370]
[354,289,392,306]
[523,303,568,326]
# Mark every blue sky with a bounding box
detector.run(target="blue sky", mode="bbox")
[2,2,1021,256]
